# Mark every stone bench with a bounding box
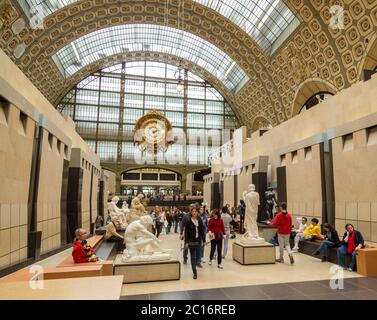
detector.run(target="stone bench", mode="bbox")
[292,238,352,267]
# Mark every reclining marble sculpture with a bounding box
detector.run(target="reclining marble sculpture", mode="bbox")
[107,196,127,228]
[122,215,171,262]
[238,184,265,245]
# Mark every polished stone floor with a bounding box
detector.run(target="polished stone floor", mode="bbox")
[120,233,361,296]
[21,231,365,300]
[120,277,377,300]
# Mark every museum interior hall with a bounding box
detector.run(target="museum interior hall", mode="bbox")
[1,0,377,301]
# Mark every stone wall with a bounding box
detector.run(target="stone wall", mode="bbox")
[0,101,34,269]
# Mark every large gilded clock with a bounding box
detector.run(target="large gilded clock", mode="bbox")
[133,110,174,154]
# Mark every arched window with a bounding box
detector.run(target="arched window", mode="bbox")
[58,61,240,165]
[299,91,334,114]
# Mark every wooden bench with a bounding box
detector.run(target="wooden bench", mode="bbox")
[87,234,104,248]
[0,265,105,283]
[356,247,377,276]
[56,234,114,276]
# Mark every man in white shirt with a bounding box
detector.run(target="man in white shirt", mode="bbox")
[296,216,308,233]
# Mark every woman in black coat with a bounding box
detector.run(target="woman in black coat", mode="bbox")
[184,207,206,279]
[313,223,340,262]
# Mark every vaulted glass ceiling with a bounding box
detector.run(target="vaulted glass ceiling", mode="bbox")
[194,0,300,54]
[18,0,299,54]
[52,24,249,92]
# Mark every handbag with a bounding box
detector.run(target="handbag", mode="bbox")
[214,232,224,240]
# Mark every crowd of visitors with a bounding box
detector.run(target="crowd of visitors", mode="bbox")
[72,196,366,279]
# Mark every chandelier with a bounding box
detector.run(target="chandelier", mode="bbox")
[133,110,175,154]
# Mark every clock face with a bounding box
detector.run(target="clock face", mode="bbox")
[143,120,166,144]
[133,110,174,154]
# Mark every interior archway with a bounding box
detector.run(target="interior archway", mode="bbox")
[291,78,339,117]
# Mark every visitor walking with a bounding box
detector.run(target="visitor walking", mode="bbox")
[237,200,246,233]
[267,203,294,264]
[208,209,226,269]
[180,208,193,264]
[184,207,206,279]
[165,211,173,235]
[198,206,209,263]
[221,206,233,258]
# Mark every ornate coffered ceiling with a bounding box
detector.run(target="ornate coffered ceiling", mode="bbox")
[1,0,377,131]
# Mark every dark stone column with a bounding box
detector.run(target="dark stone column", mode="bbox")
[60,159,70,245]
[252,172,267,222]
[219,180,224,208]
[320,141,335,225]
[276,166,287,204]
[27,125,43,259]
[67,167,83,243]
[234,174,238,208]
[98,180,105,218]
[211,182,220,210]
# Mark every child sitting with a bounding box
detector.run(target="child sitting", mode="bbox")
[292,218,320,251]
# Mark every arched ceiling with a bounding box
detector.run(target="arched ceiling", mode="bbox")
[1,0,377,130]
[52,24,249,91]
[16,0,300,54]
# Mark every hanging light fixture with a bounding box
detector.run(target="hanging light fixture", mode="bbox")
[175,61,184,93]
[176,77,184,92]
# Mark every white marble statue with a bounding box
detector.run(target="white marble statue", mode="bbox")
[238,184,264,244]
[107,196,127,228]
[122,201,130,213]
[122,215,171,262]
[131,194,146,216]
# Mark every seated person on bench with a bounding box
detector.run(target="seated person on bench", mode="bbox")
[290,216,308,240]
[337,223,365,272]
[313,223,340,262]
[292,218,321,251]
[104,216,125,253]
[72,228,99,263]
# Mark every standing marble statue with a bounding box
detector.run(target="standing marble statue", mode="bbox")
[239,184,264,244]
[122,215,171,262]
[107,196,127,228]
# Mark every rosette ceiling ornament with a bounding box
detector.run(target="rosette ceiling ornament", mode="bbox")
[133,110,175,154]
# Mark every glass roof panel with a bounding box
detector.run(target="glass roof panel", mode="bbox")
[194,0,300,54]
[52,24,249,92]
[19,0,299,54]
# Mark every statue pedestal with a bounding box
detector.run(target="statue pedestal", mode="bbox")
[258,223,278,242]
[113,255,180,284]
[232,242,275,265]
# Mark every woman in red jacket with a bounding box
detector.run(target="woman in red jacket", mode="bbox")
[208,209,226,269]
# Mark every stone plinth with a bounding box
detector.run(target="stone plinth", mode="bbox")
[258,223,278,242]
[113,255,180,284]
[232,242,275,265]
